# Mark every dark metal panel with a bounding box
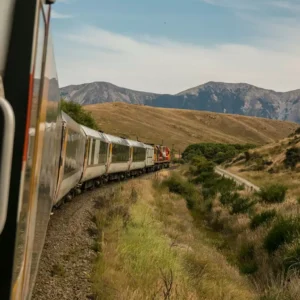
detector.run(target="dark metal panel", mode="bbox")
[0,0,38,298]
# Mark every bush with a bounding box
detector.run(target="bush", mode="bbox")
[230,197,255,215]
[182,143,256,164]
[238,242,258,274]
[215,177,238,194]
[192,171,215,184]
[284,147,300,169]
[219,191,240,206]
[283,241,300,272]
[61,100,99,130]
[163,174,199,209]
[250,210,276,230]
[257,184,287,203]
[172,158,185,164]
[190,156,215,175]
[263,216,300,254]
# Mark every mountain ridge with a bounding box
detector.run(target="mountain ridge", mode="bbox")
[60,81,300,123]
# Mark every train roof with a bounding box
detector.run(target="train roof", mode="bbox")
[61,111,84,134]
[126,139,146,148]
[103,133,129,146]
[80,125,108,142]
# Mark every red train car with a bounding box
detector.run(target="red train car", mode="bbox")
[154,145,170,169]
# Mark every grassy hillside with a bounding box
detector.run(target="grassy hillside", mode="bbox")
[225,129,300,202]
[85,102,298,151]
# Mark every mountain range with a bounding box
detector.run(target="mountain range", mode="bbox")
[60,81,300,123]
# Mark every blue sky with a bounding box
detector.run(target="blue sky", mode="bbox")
[51,0,300,93]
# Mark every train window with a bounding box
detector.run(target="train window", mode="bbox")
[64,129,82,177]
[111,144,129,163]
[94,140,100,165]
[99,141,108,164]
[133,147,146,162]
[90,139,96,165]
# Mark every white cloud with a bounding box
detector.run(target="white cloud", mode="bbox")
[54,25,300,94]
[202,0,300,12]
[272,1,300,11]
[51,9,74,19]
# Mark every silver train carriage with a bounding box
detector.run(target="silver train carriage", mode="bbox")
[79,125,109,189]
[53,112,86,205]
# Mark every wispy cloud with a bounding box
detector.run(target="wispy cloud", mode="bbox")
[272,1,300,11]
[202,0,300,12]
[55,25,300,93]
[52,9,74,19]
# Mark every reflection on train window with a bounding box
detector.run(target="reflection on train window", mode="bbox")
[99,141,108,164]
[64,129,82,177]
[112,144,129,163]
[133,147,146,162]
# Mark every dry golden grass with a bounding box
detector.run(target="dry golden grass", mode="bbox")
[85,102,297,151]
[91,173,257,300]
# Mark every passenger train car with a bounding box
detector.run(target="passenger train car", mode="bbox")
[0,1,170,299]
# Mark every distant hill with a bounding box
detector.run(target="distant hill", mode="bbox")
[146,82,300,123]
[60,81,159,105]
[60,81,300,123]
[84,102,298,151]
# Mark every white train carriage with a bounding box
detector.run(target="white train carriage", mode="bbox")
[145,143,155,171]
[54,112,86,205]
[127,139,147,175]
[80,125,109,189]
[104,134,131,180]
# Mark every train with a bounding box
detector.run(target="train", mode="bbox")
[30,111,171,209]
[0,1,170,299]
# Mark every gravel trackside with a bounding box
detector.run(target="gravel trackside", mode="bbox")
[32,186,115,300]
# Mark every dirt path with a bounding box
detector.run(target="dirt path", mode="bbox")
[215,166,260,192]
[32,184,117,300]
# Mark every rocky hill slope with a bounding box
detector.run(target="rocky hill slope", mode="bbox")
[60,81,159,105]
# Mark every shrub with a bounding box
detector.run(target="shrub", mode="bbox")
[202,187,218,200]
[190,156,215,175]
[61,99,99,130]
[219,191,240,206]
[163,174,199,209]
[257,184,287,204]
[230,197,255,215]
[283,241,300,272]
[284,147,300,169]
[263,216,300,254]
[182,143,256,164]
[172,158,185,164]
[238,242,258,274]
[192,171,215,184]
[250,210,277,230]
[215,177,238,194]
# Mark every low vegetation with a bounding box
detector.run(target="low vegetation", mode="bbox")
[182,143,256,164]
[91,174,256,299]
[169,140,300,298]
[256,184,288,203]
